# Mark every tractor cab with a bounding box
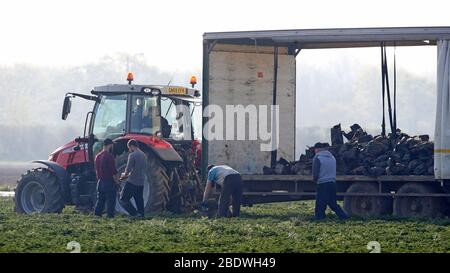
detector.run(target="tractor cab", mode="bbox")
[87,83,202,159]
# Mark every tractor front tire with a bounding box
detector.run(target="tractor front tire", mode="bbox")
[15,168,65,214]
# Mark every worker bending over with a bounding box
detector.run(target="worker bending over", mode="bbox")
[202,165,243,217]
[313,142,349,220]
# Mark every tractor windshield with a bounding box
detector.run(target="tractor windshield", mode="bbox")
[161,97,182,139]
[130,95,161,134]
[92,95,127,141]
[91,93,199,147]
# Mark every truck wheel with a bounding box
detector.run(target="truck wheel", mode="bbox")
[115,152,170,213]
[15,168,65,214]
[394,182,444,218]
[344,182,392,218]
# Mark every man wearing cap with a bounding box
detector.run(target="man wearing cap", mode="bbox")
[94,138,119,218]
[119,139,147,217]
[202,164,243,217]
[313,142,349,220]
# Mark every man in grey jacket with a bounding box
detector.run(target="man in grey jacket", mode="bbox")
[312,142,348,220]
[119,139,147,217]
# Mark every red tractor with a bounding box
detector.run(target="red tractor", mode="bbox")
[15,74,203,214]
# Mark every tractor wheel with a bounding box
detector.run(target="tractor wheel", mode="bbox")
[115,152,170,214]
[166,168,184,213]
[15,168,65,214]
[344,182,392,218]
[394,183,444,218]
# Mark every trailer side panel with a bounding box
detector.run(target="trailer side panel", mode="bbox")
[207,44,296,174]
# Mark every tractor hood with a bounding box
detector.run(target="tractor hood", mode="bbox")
[48,140,88,168]
[49,140,77,159]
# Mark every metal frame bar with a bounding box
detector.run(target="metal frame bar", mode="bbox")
[241,174,436,182]
[207,40,218,53]
[270,46,279,168]
[201,40,210,184]
[243,192,450,198]
[239,174,449,200]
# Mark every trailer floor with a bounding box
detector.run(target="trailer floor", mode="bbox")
[0,197,449,253]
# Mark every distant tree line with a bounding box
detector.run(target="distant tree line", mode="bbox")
[0,53,435,161]
[0,53,198,161]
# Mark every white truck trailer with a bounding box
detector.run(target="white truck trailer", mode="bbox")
[201,27,450,218]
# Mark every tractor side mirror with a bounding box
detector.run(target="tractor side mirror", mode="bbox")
[62,96,72,120]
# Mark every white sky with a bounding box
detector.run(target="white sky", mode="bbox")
[0,0,449,73]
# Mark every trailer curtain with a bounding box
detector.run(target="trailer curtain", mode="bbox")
[435,40,450,179]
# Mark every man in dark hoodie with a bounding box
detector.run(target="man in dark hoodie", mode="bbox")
[312,142,349,220]
[94,138,119,218]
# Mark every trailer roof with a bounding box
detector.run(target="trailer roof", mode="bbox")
[203,27,450,49]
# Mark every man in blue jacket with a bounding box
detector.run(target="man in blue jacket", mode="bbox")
[312,142,349,220]
[202,164,243,217]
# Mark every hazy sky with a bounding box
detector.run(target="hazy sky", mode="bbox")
[0,0,449,73]
[0,0,447,160]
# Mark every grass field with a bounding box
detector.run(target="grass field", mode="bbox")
[0,197,449,253]
[0,185,14,191]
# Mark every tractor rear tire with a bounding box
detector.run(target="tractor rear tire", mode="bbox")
[115,152,170,213]
[146,153,171,212]
[15,168,65,214]
[394,182,444,218]
[344,182,392,218]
